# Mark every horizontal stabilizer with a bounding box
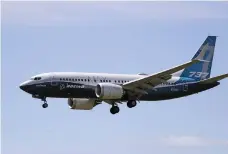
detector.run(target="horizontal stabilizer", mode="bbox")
[199,73,228,84]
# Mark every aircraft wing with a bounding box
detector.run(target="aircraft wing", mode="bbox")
[198,73,228,84]
[122,59,200,94]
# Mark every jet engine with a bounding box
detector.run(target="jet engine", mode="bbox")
[95,83,124,99]
[68,98,97,110]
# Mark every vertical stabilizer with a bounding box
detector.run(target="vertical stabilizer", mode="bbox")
[174,36,217,81]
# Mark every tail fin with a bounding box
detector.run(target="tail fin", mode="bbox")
[175,36,217,81]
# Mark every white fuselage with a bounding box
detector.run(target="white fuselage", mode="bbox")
[49,72,181,87]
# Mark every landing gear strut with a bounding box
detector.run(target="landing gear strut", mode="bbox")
[127,100,137,108]
[110,104,120,114]
[41,97,48,108]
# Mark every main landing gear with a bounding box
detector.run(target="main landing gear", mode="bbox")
[109,100,137,114]
[110,105,120,114]
[41,97,48,108]
[127,100,137,108]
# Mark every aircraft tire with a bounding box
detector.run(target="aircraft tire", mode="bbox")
[127,100,137,108]
[42,103,48,108]
[110,106,119,114]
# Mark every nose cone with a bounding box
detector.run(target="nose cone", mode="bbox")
[20,84,26,91]
[19,81,31,92]
[19,83,27,92]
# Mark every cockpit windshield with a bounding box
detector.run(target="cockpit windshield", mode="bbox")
[35,77,42,80]
[31,77,42,80]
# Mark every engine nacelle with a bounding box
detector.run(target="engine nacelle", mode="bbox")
[68,98,96,110]
[95,83,124,99]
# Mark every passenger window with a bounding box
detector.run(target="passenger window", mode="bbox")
[103,80,105,82]
[100,80,102,82]
[94,80,96,82]
[85,79,87,82]
[88,79,90,82]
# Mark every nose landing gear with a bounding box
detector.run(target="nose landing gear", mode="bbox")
[41,97,48,108]
[42,103,48,108]
[32,95,48,108]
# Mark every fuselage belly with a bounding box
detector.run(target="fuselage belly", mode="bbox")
[30,80,219,101]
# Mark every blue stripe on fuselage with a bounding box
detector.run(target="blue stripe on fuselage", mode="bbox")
[174,77,196,84]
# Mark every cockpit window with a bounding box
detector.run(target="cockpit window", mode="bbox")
[34,77,42,80]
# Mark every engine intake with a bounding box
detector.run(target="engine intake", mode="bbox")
[95,83,124,99]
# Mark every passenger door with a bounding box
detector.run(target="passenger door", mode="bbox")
[51,75,58,86]
[183,84,188,92]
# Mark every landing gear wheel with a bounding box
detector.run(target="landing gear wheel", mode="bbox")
[41,97,48,108]
[127,100,137,108]
[42,103,48,108]
[110,106,120,114]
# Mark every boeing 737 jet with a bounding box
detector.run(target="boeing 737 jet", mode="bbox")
[20,36,227,114]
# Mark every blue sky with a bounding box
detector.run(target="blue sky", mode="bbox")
[1,1,228,154]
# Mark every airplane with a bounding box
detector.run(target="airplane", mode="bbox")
[19,36,228,114]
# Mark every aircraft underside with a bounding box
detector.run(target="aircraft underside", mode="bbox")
[43,81,219,100]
